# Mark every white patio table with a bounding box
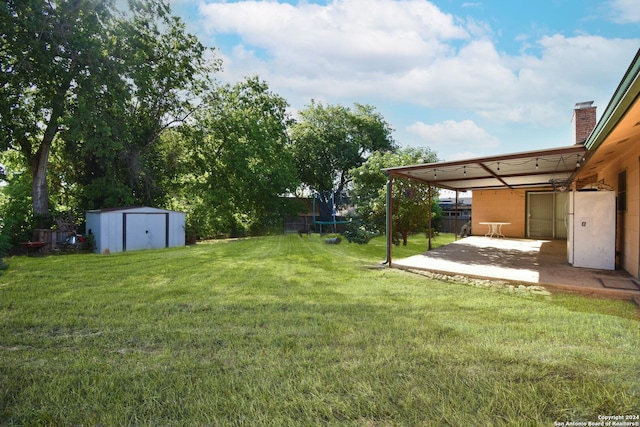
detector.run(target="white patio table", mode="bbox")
[479,222,510,238]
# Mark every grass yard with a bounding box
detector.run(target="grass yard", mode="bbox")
[0,233,639,426]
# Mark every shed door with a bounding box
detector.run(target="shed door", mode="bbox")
[527,192,567,239]
[124,213,168,251]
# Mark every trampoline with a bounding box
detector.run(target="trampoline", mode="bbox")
[312,191,349,234]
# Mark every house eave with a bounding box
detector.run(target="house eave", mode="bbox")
[586,49,640,153]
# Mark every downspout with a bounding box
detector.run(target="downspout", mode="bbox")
[383,176,393,266]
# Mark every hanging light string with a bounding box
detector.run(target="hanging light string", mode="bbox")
[411,154,585,180]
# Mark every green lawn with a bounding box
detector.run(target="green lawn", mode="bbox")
[1,234,638,426]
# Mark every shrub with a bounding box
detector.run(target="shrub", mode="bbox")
[344,219,376,244]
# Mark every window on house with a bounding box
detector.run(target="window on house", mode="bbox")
[618,170,627,212]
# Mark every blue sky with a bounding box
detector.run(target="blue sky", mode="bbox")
[169,0,639,163]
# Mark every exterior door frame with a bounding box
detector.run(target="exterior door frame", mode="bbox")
[526,191,568,239]
[122,212,169,251]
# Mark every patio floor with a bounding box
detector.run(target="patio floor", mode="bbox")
[392,236,640,300]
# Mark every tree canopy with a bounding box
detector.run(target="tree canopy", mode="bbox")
[351,147,440,246]
[175,76,300,238]
[290,102,396,194]
[0,0,442,254]
[0,0,218,224]
[1,0,116,223]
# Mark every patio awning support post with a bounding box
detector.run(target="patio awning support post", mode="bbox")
[428,183,432,251]
[384,176,393,266]
[454,190,459,241]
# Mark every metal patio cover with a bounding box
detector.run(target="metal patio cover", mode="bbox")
[384,145,588,191]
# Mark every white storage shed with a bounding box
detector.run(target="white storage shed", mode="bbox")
[85,207,185,254]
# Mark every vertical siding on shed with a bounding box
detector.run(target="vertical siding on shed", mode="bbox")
[86,207,186,254]
[168,212,186,247]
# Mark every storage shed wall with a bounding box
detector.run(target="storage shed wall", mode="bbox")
[86,211,125,254]
[85,212,103,253]
[86,208,185,254]
[168,212,186,247]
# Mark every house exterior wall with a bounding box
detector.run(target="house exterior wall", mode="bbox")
[626,159,640,278]
[471,190,527,238]
[579,143,640,277]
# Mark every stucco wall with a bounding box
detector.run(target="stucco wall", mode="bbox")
[590,143,640,277]
[472,190,527,238]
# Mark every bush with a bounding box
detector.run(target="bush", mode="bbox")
[0,224,11,258]
[344,219,376,244]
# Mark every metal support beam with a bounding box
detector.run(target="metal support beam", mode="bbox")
[428,183,432,251]
[385,176,393,266]
[454,190,459,241]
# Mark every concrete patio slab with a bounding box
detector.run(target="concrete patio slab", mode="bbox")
[392,236,640,300]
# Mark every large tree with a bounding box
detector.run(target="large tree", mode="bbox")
[105,0,216,207]
[177,76,300,238]
[1,0,115,224]
[60,0,218,211]
[290,102,396,194]
[350,147,440,246]
[1,0,218,223]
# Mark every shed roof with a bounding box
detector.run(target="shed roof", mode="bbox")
[85,206,183,214]
[384,145,587,191]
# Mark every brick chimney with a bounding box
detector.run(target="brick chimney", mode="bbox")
[572,101,596,145]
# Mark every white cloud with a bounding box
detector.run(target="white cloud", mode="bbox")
[200,0,468,74]
[609,0,640,23]
[510,35,638,120]
[198,0,472,102]
[397,35,638,125]
[197,0,639,134]
[406,119,500,151]
[445,151,478,162]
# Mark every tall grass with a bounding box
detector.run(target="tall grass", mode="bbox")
[0,234,638,426]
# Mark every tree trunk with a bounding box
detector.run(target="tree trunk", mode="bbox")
[402,231,408,246]
[30,68,72,224]
[31,141,52,226]
[31,99,64,226]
